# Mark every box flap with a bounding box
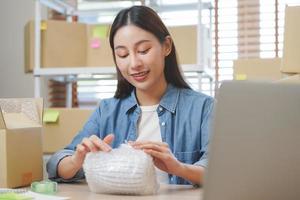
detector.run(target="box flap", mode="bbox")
[34,98,44,124]
[0,98,43,129]
[0,109,6,129]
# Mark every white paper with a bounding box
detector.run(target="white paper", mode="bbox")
[23,191,70,200]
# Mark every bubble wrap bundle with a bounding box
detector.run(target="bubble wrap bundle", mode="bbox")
[83,144,159,195]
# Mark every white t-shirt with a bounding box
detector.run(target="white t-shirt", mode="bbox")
[136,104,169,184]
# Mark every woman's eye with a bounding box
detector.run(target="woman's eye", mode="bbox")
[138,48,150,55]
[117,54,128,58]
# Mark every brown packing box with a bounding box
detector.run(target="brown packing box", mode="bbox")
[24,20,87,72]
[281,6,300,73]
[233,58,282,81]
[86,24,114,67]
[42,20,87,68]
[0,98,43,188]
[43,108,93,153]
[169,25,197,65]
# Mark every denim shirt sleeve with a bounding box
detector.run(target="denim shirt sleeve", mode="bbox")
[46,107,101,182]
[193,97,214,168]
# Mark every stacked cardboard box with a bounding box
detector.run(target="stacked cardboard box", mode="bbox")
[24,21,200,72]
[233,7,300,83]
[233,58,282,81]
[25,20,87,72]
[43,108,93,153]
[279,6,300,83]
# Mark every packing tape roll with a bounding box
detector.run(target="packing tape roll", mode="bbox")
[31,180,57,194]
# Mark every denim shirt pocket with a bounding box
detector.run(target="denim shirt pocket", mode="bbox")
[175,150,202,164]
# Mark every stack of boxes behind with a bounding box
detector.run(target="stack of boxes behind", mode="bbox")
[24,20,198,71]
[233,6,300,83]
[24,20,199,107]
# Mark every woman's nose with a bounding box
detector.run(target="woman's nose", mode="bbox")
[129,54,142,69]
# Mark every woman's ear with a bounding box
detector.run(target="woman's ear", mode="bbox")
[163,36,172,57]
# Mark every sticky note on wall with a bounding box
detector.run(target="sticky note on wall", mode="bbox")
[92,26,108,39]
[90,38,101,49]
[41,21,47,30]
[43,110,59,123]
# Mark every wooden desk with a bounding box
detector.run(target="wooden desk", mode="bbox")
[56,182,202,200]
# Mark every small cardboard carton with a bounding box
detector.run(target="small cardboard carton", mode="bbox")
[281,6,300,73]
[43,108,93,153]
[233,58,282,81]
[0,98,43,188]
[24,20,87,72]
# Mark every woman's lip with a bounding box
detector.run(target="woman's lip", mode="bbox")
[131,70,150,82]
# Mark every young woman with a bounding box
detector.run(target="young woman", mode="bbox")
[47,5,214,186]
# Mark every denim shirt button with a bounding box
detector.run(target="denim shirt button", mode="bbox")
[159,107,163,111]
[161,122,166,126]
[171,176,174,183]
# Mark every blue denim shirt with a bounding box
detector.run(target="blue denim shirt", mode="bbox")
[47,84,214,185]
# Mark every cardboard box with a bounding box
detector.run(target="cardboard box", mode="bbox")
[0,98,43,188]
[281,6,300,73]
[233,58,282,81]
[169,25,197,65]
[24,20,87,72]
[43,108,93,153]
[277,74,300,83]
[86,24,114,67]
[42,20,87,68]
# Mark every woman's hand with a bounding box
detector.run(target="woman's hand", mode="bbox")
[58,134,114,180]
[130,141,183,176]
[130,140,204,185]
[71,134,115,168]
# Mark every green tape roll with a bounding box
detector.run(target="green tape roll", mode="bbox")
[31,180,57,195]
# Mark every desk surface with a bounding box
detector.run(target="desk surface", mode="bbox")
[56,182,202,200]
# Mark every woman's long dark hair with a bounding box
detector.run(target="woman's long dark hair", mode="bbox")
[109,6,190,99]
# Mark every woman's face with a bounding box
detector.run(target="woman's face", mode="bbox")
[113,25,171,94]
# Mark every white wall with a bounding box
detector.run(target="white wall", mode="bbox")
[0,0,36,98]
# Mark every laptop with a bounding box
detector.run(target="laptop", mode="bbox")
[203,81,300,200]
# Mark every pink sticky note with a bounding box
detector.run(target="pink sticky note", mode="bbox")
[91,38,101,49]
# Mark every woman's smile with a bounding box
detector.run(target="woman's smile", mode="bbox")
[130,70,150,82]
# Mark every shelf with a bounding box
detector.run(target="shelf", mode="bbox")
[33,65,210,76]
[34,67,116,76]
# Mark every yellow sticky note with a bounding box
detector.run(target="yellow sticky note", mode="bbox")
[92,25,108,39]
[41,21,47,30]
[235,74,247,80]
[43,110,59,123]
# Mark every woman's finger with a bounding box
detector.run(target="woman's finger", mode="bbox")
[132,141,169,148]
[144,149,169,160]
[90,135,112,152]
[135,143,169,153]
[81,137,97,152]
[103,134,115,144]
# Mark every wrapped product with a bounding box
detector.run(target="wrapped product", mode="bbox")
[83,144,159,195]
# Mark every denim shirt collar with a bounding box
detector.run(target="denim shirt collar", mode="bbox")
[124,84,180,114]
